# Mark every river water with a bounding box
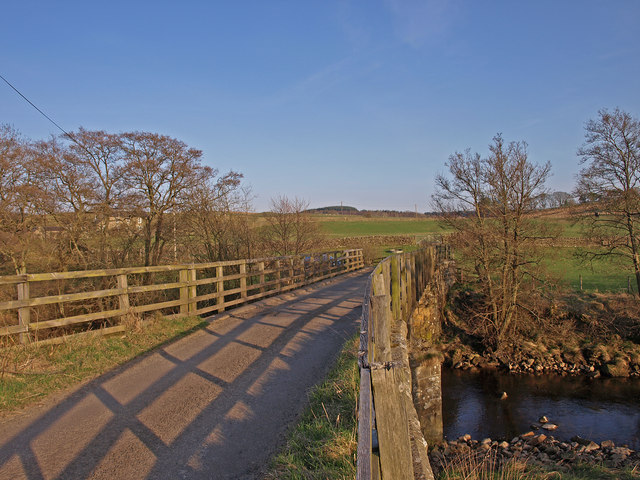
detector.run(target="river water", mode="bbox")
[441,367,640,449]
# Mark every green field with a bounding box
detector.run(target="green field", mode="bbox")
[545,247,637,294]
[316,216,448,237]
[314,214,636,293]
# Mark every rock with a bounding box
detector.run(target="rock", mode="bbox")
[481,437,492,444]
[500,391,508,400]
[521,431,535,438]
[542,423,558,431]
[499,441,510,449]
[529,434,547,446]
[584,441,600,452]
[538,416,549,423]
[571,435,591,446]
[601,440,615,449]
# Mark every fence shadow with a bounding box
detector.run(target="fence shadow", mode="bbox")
[0,272,368,480]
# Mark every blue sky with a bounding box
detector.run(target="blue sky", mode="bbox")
[2,1,639,211]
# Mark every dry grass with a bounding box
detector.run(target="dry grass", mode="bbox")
[0,314,206,414]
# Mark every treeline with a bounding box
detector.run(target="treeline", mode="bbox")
[0,126,264,275]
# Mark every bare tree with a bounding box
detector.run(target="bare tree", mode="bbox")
[434,134,551,349]
[264,196,319,256]
[183,171,252,262]
[120,132,211,266]
[0,125,45,273]
[66,128,130,265]
[575,108,640,296]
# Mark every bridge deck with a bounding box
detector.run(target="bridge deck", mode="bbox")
[0,270,369,480]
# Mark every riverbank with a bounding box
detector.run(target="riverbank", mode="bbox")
[429,432,640,479]
[437,288,640,379]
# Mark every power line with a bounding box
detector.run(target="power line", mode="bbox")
[0,72,73,139]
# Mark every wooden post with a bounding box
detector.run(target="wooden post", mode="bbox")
[117,273,130,323]
[188,267,197,313]
[239,261,247,299]
[371,294,391,363]
[179,268,189,315]
[580,274,583,291]
[258,261,265,293]
[216,265,225,313]
[275,260,281,291]
[371,367,414,480]
[357,368,373,480]
[17,267,30,344]
[289,257,295,286]
[390,256,400,321]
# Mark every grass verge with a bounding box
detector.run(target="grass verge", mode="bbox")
[265,334,359,479]
[0,314,207,414]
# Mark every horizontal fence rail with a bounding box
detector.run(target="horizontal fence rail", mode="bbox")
[0,249,364,345]
[357,245,446,479]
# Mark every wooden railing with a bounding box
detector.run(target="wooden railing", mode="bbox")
[0,249,364,345]
[357,246,440,479]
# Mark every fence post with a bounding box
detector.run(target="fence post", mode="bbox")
[371,294,391,363]
[216,265,225,312]
[390,256,400,321]
[179,268,189,315]
[117,273,130,323]
[275,260,281,291]
[188,266,197,313]
[258,261,265,293]
[17,267,30,345]
[239,261,247,299]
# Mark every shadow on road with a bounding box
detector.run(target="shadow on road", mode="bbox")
[0,271,368,480]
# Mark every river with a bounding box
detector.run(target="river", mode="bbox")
[441,367,640,449]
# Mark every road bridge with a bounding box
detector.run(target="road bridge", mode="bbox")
[0,270,369,480]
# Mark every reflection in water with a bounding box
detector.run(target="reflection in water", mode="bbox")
[442,368,640,449]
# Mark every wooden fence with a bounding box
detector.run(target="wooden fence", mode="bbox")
[357,245,445,479]
[0,249,364,346]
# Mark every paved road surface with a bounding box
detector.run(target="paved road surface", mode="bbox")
[0,270,369,480]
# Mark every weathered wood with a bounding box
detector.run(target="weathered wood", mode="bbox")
[179,269,189,315]
[390,256,400,321]
[0,249,364,342]
[371,367,414,480]
[275,260,281,290]
[0,324,28,336]
[117,274,130,323]
[188,267,197,313]
[258,262,265,294]
[216,265,225,313]
[0,274,27,286]
[30,308,127,331]
[0,287,127,311]
[372,272,385,296]
[371,295,391,363]
[17,270,30,344]
[357,367,373,480]
[239,261,247,299]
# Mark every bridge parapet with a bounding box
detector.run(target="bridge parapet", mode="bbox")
[357,245,449,480]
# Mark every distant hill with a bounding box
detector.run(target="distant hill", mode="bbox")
[306,206,359,214]
[307,206,431,218]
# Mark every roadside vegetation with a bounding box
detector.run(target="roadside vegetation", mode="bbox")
[0,314,205,414]
[265,335,359,480]
[434,448,639,480]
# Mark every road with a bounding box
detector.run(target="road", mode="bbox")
[0,270,369,480]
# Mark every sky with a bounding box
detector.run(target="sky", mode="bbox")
[2,1,639,212]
